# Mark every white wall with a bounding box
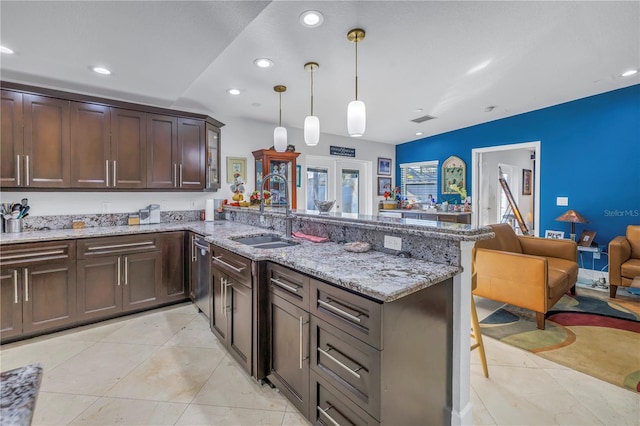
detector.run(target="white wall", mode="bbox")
[0,117,394,216]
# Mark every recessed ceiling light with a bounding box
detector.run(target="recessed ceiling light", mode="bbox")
[300,10,324,27]
[92,67,111,75]
[621,69,638,77]
[253,58,273,68]
[467,59,491,75]
[415,132,424,136]
[0,45,14,54]
[227,88,241,95]
[414,108,423,113]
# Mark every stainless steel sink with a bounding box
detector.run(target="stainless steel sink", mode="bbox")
[233,235,299,249]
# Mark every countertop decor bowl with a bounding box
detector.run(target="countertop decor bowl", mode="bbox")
[314,200,336,214]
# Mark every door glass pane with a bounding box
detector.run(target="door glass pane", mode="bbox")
[341,169,359,214]
[269,161,291,207]
[306,167,328,210]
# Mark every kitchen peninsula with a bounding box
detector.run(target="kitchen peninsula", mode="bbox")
[0,209,492,425]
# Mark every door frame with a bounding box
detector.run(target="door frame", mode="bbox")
[471,141,540,236]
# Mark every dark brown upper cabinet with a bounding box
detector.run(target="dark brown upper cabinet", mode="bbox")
[1,90,24,188]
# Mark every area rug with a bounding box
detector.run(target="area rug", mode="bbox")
[480,294,640,392]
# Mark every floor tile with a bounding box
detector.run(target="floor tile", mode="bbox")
[175,404,285,426]
[105,345,225,402]
[469,387,496,426]
[69,397,187,425]
[99,312,196,345]
[31,392,99,426]
[0,337,95,372]
[282,410,312,425]
[164,314,224,349]
[192,356,288,411]
[40,342,157,396]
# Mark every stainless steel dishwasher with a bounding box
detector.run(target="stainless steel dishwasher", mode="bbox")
[192,235,211,319]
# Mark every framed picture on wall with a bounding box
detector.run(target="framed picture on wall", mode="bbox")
[226,157,246,183]
[522,169,532,195]
[377,157,392,176]
[441,155,466,194]
[378,177,392,196]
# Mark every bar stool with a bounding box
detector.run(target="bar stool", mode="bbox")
[471,271,489,378]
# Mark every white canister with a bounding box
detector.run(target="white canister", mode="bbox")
[205,199,214,222]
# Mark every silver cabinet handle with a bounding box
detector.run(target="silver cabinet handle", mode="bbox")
[212,256,246,273]
[179,163,183,187]
[191,235,197,262]
[1,250,65,261]
[113,160,117,187]
[24,268,29,302]
[173,164,177,187]
[106,160,109,187]
[220,277,225,316]
[317,299,361,323]
[117,257,121,286]
[124,256,128,285]
[317,347,362,379]
[25,155,30,186]
[224,279,232,317]
[270,277,298,293]
[16,155,21,186]
[13,270,18,304]
[317,405,340,426]
[299,316,304,369]
[88,241,155,251]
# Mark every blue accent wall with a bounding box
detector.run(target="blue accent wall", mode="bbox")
[396,84,640,270]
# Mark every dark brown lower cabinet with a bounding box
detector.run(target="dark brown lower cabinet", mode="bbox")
[122,251,162,311]
[210,246,253,374]
[0,241,77,341]
[161,231,187,303]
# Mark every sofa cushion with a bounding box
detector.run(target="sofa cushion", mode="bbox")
[476,224,522,253]
[621,258,640,280]
[627,225,640,259]
[547,268,570,301]
[548,257,579,283]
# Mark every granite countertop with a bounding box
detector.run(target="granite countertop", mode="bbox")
[380,209,471,216]
[0,221,460,302]
[0,363,43,426]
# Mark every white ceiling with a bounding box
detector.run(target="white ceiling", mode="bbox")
[1,1,639,145]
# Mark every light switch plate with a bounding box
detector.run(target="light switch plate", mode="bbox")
[384,235,402,251]
[556,197,569,206]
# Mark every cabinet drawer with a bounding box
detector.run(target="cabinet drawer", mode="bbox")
[311,279,382,350]
[211,245,251,285]
[311,371,379,426]
[311,316,381,419]
[77,234,159,258]
[1,241,76,267]
[267,263,310,309]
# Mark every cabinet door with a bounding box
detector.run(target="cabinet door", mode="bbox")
[205,123,220,191]
[210,266,228,342]
[161,232,187,303]
[122,251,162,312]
[70,102,111,188]
[0,268,22,340]
[23,94,71,187]
[22,261,77,334]
[112,108,146,188]
[147,113,178,188]
[177,118,205,189]
[77,255,122,321]
[228,279,252,374]
[268,294,310,418]
[1,90,23,188]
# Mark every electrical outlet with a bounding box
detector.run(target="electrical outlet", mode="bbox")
[190,200,196,208]
[593,252,600,259]
[101,202,110,213]
[384,235,402,251]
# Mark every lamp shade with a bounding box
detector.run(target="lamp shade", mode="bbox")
[304,115,320,146]
[347,100,366,137]
[273,126,287,152]
[555,209,588,224]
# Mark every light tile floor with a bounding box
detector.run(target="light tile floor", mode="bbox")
[1,299,638,426]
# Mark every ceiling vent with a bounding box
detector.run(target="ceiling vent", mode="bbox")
[411,114,437,123]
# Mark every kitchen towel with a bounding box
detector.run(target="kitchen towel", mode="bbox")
[205,199,214,222]
[292,232,329,243]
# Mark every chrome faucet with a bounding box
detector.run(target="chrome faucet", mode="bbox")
[260,173,293,237]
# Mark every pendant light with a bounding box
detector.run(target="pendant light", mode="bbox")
[347,28,366,137]
[304,62,320,146]
[273,85,287,152]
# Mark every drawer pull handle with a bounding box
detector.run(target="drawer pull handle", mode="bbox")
[212,256,246,273]
[87,241,155,251]
[13,270,18,304]
[271,278,298,293]
[317,299,361,323]
[1,250,65,260]
[317,347,362,379]
[317,405,340,426]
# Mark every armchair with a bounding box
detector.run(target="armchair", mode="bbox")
[608,225,640,298]
[473,224,578,329]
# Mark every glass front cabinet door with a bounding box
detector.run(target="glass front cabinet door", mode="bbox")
[205,123,221,191]
[252,149,300,209]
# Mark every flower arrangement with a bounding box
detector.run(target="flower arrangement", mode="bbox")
[249,190,271,205]
[383,185,401,201]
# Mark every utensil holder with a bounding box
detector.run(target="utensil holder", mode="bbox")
[5,218,22,233]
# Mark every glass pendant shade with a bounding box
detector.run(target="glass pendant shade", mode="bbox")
[304,115,320,146]
[273,126,288,152]
[347,100,366,137]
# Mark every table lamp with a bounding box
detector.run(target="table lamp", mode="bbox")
[555,209,588,241]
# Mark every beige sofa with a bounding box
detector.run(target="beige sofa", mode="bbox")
[608,225,640,298]
[473,224,578,329]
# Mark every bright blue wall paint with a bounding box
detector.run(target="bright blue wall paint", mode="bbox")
[396,84,640,270]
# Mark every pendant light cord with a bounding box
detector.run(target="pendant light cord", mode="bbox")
[279,92,282,126]
[354,33,359,101]
[310,66,314,116]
